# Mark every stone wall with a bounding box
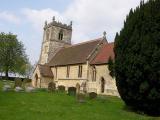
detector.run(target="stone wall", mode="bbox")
[51,64,87,80]
[51,64,119,96]
[39,41,50,64]
[32,66,53,88]
[32,66,41,88]
[40,77,53,88]
[51,64,88,89]
[32,63,118,96]
[88,64,119,96]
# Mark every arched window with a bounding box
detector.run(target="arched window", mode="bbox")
[58,30,63,40]
[101,77,105,93]
[78,65,82,78]
[35,74,38,87]
[92,66,96,81]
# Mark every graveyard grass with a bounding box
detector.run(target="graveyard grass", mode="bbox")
[0,81,159,120]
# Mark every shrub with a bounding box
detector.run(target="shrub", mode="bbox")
[114,0,160,115]
[14,78,22,87]
[48,82,56,92]
[89,92,97,99]
[58,85,65,92]
[68,87,76,96]
[108,57,115,78]
[76,93,86,103]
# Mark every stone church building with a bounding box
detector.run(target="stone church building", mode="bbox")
[32,17,118,96]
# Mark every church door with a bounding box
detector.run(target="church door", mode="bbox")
[101,77,105,93]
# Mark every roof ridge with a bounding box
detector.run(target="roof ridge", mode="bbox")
[108,42,114,44]
[64,37,103,49]
[38,64,50,67]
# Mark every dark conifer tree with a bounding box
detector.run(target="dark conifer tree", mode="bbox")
[108,57,115,78]
[115,0,160,115]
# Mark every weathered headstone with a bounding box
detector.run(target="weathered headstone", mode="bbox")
[2,84,11,92]
[14,86,23,92]
[58,85,65,92]
[68,87,76,96]
[89,92,97,99]
[76,93,86,103]
[48,82,56,92]
[25,86,35,92]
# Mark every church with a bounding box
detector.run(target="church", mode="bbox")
[32,17,119,96]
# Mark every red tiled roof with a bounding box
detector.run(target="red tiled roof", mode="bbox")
[90,42,114,65]
[48,38,105,66]
[38,64,53,77]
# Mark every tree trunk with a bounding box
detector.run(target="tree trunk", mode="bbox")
[5,70,8,79]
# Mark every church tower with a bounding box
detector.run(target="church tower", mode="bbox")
[39,17,72,64]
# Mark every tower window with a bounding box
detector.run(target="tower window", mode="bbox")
[58,30,63,40]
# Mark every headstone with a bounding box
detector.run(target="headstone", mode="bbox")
[25,86,35,92]
[81,82,87,93]
[48,82,56,92]
[76,93,86,103]
[2,85,11,92]
[68,87,76,96]
[14,86,23,92]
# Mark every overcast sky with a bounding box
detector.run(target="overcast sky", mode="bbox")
[0,0,146,64]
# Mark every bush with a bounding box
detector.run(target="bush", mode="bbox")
[58,85,65,92]
[76,93,86,103]
[114,0,160,115]
[14,78,22,87]
[48,82,56,92]
[89,92,97,99]
[68,87,76,96]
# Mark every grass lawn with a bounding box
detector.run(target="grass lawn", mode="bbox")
[0,80,159,120]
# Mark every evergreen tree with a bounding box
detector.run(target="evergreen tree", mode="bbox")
[108,57,115,78]
[115,0,160,115]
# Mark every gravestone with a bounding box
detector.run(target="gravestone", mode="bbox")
[25,86,35,92]
[2,84,11,92]
[14,86,23,92]
[48,82,56,92]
